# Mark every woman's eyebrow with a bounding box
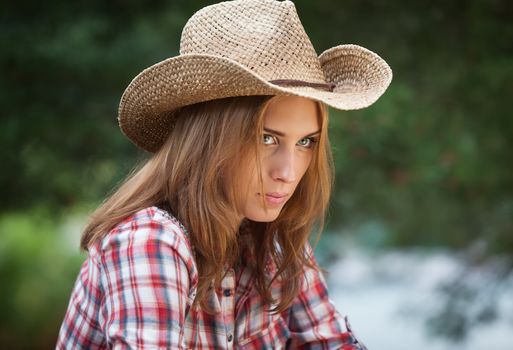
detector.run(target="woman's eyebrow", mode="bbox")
[263,127,321,137]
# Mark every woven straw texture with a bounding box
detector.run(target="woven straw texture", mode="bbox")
[118,0,393,152]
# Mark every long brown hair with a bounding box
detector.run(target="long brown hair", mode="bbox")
[81,95,334,313]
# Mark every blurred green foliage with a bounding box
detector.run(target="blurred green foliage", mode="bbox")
[1,0,512,348]
[0,209,86,349]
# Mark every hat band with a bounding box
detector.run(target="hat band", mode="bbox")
[270,79,336,92]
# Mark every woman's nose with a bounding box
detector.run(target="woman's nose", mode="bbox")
[270,147,297,183]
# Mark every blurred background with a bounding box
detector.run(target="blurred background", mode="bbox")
[1,0,512,349]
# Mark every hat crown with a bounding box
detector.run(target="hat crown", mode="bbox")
[180,0,326,83]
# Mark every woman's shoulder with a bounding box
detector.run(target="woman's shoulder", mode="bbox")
[90,206,195,264]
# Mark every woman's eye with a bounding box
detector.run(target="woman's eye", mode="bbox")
[297,137,316,148]
[263,134,276,145]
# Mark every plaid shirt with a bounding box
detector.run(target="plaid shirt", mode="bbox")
[56,206,367,349]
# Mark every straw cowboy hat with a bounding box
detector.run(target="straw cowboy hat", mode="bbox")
[118,0,393,152]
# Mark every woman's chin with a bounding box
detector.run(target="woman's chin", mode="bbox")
[245,209,282,222]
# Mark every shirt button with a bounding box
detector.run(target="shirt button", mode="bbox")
[227,333,233,342]
[223,289,232,297]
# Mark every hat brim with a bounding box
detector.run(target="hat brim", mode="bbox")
[118,44,392,152]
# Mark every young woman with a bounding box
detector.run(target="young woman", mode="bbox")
[56,0,392,349]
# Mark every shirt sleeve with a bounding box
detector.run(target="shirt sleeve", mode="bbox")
[285,244,368,350]
[99,217,196,349]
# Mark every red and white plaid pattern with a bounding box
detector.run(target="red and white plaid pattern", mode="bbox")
[56,207,367,349]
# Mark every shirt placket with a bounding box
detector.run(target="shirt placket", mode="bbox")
[219,268,236,349]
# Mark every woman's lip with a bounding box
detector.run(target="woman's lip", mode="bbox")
[265,194,287,205]
[258,192,288,205]
[266,192,288,198]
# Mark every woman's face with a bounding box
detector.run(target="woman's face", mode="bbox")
[228,95,321,223]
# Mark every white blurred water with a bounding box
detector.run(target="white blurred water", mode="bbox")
[324,245,513,350]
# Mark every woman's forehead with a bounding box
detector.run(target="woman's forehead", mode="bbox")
[263,96,320,135]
